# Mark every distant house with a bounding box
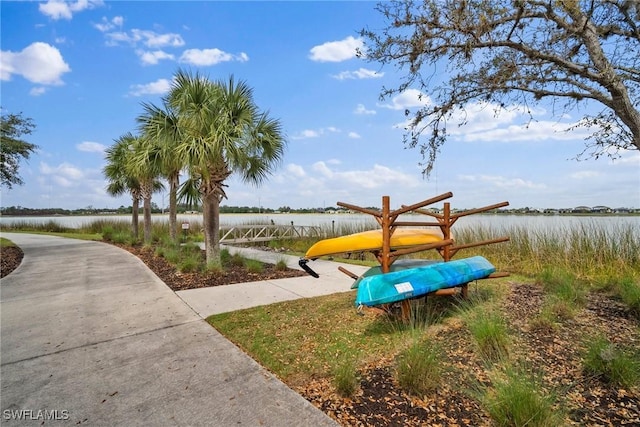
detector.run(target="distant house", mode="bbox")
[572,206,592,213]
[614,207,631,213]
[592,206,612,213]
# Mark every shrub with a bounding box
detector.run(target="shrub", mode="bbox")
[219,248,231,265]
[178,255,201,273]
[332,359,359,397]
[582,336,640,388]
[110,231,134,245]
[245,259,264,273]
[275,258,288,271]
[538,267,587,307]
[616,276,640,318]
[481,367,564,427]
[462,308,510,363]
[228,252,245,267]
[395,340,442,396]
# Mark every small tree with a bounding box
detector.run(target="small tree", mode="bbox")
[168,70,286,265]
[104,135,142,239]
[1,111,38,189]
[137,101,183,242]
[360,0,640,174]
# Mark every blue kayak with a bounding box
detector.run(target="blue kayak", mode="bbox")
[355,256,496,307]
[351,259,442,289]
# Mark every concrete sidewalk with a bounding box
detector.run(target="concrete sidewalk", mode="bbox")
[177,244,369,318]
[0,233,340,426]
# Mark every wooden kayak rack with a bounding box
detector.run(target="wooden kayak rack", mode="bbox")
[337,192,510,318]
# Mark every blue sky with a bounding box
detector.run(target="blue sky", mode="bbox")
[1,0,639,211]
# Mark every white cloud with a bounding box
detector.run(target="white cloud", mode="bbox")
[291,127,340,140]
[387,98,593,144]
[76,141,106,153]
[379,89,431,110]
[614,152,640,165]
[331,68,383,80]
[447,102,591,143]
[179,48,249,66]
[39,0,103,20]
[311,161,420,190]
[40,162,85,187]
[458,174,546,190]
[1,42,71,85]
[128,78,171,97]
[105,29,185,48]
[354,104,376,115]
[348,132,361,139]
[309,36,363,62]
[313,161,333,177]
[29,87,47,96]
[292,129,320,140]
[137,50,175,65]
[93,16,124,32]
[286,164,306,178]
[570,170,602,179]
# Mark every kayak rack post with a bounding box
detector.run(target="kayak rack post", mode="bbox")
[336,193,510,321]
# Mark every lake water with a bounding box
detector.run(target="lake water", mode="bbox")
[1,213,638,237]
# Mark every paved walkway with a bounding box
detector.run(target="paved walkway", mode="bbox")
[178,244,369,318]
[0,233,363,426]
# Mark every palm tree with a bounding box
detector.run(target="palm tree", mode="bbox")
[103,134,142,239]
[137,101,183,242]
[168,69,286,264]
[126,134,164,243]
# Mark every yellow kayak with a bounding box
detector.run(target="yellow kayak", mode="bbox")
[304,228,446,259]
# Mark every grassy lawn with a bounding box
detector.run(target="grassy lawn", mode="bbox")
[0,237,17,247]
[207,276,512,386]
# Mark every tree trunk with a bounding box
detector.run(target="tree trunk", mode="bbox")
[143,195,152,243]
[202,191,221,266]
[131,195,140,239]
[140,182,152,244]
[168,172,179,242]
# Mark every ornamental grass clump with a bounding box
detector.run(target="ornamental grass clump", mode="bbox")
[395,339,442,396]
[275,257,288,271]
[332,358,359,397]
[481,367,564,427]
[244,259,264,273]
[458,302,510,363]
[582,335,640,388]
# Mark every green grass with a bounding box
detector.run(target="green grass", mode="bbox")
[479,367,565,427]
[207,291,460,384]
[395,339,443,396]
[582,335,640,388]
[244,258,264,273]
[1,237,18,247]
[457,296,510,363]
[332,358,360,397]
[274,257,288,271]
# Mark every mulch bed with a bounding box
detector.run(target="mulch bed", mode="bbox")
[1,245,24,278]
[120,244,307,291]
[295,282,640,426]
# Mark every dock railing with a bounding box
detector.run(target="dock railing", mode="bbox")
[219,223,323,244]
